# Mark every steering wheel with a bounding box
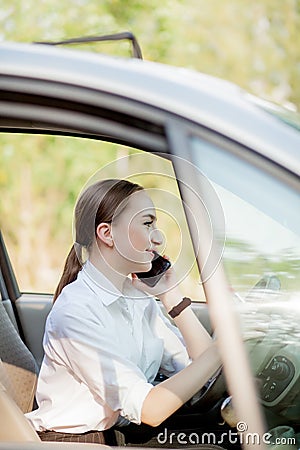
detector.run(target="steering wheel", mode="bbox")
[184,366,227,412]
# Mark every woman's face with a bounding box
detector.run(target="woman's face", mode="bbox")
[111,190,163,273]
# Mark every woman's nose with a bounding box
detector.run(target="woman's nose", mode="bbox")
[150,228,164,246]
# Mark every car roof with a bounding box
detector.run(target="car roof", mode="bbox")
[1,41,300,176]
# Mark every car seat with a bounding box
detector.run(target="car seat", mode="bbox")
[0,301,38,413]
[0,300,40,441]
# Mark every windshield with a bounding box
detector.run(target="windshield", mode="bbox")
[190,136,300,442]
[190,138,300,298]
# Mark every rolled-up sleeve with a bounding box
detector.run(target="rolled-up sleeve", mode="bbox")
[121,378,153,423]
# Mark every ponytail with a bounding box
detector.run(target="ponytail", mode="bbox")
[53,245,82,303]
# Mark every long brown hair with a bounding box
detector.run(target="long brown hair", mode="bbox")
[53,179,143,302]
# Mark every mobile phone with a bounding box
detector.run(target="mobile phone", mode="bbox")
[135,251,171,287]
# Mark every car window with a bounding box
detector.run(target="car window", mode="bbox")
[0,133,204,301]
[190,138,300,299]
[190,136,300,436]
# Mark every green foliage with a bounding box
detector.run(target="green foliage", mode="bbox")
[1,1,299,294]
[1,0,299,107]
[0,135,122,290]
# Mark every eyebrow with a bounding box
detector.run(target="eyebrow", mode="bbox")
[141,213,157,221]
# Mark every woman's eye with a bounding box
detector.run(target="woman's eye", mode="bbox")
[144,221,153,228]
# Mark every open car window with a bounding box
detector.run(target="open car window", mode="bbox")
[0,132,205,301]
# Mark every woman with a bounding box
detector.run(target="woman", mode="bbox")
[26,179,220,444]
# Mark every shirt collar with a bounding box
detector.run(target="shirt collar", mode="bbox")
[80,260,123,306]
[80,260,151,307]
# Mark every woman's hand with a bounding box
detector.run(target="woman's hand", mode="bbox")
[133,256,213,361]
[131,260,183,311]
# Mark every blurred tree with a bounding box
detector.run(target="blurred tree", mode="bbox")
[0,0,299,293]
[1,0,299,107]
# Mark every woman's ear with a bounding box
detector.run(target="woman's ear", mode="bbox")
[96,223,113,247]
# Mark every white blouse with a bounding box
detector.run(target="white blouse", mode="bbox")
[26,260,190,433]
